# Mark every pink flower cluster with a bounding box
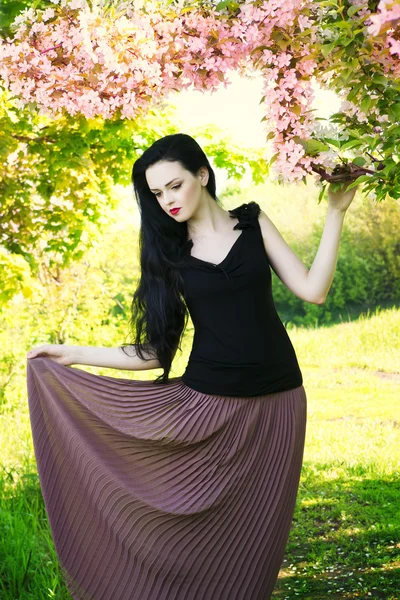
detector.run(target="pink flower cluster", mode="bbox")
[366,0,400,58]
[0,0,396,182]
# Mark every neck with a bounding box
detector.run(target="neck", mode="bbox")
[187,198,228,238]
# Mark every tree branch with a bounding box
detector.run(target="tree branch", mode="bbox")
[11,134,57,144]
[311,162,383,183]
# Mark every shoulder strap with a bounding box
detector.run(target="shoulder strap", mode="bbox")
[228,202,261,230]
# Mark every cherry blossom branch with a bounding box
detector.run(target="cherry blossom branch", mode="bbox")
[310,162,384,183]
[40,43,63,55]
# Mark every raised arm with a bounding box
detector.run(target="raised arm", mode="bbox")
[27,344,161,371]
[258,183,358,305]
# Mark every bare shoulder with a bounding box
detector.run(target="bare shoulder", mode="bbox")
[256,208,316,302]
[257,209,287,253]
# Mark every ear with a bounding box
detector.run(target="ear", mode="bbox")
[198,166,209,186]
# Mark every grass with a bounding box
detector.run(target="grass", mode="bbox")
[0,306,399,599]
[272,306,400,599]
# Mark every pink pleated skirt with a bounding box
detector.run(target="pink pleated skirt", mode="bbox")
[27,357,307,600]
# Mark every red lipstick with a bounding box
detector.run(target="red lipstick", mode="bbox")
[170,208,181,215]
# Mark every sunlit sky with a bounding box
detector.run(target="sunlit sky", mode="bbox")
[168,71,340,191]
[169,70,341,150]
[167,70,342,192]
[116,71,342,227]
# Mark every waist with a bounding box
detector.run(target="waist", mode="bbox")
[181,358,303,397]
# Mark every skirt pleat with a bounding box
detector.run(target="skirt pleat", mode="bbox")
[27,357,307,600]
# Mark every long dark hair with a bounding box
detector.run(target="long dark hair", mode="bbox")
[120,133,219,383]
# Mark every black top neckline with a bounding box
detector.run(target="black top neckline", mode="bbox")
[188,228,244,268]
[181,202,261,268]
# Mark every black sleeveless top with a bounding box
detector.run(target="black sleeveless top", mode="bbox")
[179,201,303,397]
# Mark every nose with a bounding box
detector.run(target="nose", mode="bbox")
[164,194,175,206]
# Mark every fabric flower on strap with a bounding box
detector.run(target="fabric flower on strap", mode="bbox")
[228,201,261,230]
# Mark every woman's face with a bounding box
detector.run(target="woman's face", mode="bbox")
[145,160,208,222]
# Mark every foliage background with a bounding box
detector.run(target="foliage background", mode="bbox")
[1,178,399,598]
[0,1,399,598]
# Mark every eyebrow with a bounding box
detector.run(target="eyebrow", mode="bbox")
[149,178,180,192]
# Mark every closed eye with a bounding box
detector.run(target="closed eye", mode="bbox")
[154,184,181,198]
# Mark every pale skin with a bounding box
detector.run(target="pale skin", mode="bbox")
[27,160,357,370]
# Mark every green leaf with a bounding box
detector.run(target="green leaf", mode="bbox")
[372,74,388,88]
[269,152,279,166]
[294,137,330,156]
[250,45,269,56]
[321,42,336,58]
[360,96,372,115]
[339,67,354,85]
[347,5,361,17]
[341,138,364,150]
[387,102,400,119]
[316,1,339,6]
[347,83,363,102]
[347,129,363,139]
[335,20,352,29]
[318,185,326,204]
[215,0,239,11]
[323,137,341,149]
[352,156,367,167]
[345,175,372,190]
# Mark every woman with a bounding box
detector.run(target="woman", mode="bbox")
[27,133,357,599]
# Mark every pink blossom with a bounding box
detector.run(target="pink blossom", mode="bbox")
[388,36,400,56]
[68,0,86,9]
[42,8,56,22]
[0,0,392,184]
[276,53,292,69]
[367,14,384,36]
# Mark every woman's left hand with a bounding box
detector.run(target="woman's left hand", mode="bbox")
[328,181,358,213]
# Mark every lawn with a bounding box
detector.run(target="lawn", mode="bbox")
[0,306,399,599]
[273,306,400,599]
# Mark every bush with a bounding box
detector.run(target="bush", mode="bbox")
[272,197,400,326]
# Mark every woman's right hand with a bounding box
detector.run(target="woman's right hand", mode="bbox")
[27,344,77,366]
